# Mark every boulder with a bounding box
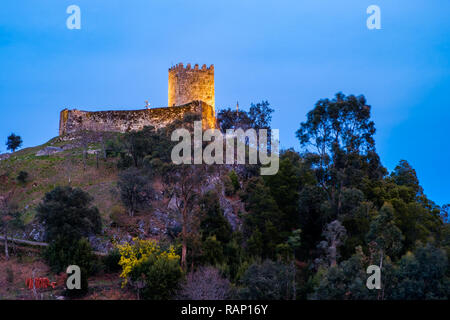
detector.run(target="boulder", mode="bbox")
[36,146,63,156]
[0,153,10,161]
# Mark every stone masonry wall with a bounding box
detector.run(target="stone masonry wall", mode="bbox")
[59,101,216,136]
[168,63,215,113]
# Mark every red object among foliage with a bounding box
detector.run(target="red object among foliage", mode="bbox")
[26,278,57,289]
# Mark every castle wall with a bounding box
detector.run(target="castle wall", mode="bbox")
[59,101,216,136]
[168,63,215,113]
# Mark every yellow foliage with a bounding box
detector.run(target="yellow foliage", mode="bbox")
[117,238,179,287]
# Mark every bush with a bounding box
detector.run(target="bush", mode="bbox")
[223,175,234,197]
[223,171,240,196]
[229,170,240,192]
[44,237,95,274]
[45,237,94,296]
[177,266,231,300]
[109,205,126,227]
[16,171,29,184]
[118,239,183,300]
[6,266,14,284]
[103,248,121,273]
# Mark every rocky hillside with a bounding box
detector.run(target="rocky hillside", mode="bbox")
[0,131,243,253]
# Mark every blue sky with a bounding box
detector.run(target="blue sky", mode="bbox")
[0,1,449,205]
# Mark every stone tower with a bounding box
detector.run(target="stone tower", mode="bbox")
[168,63,215,113]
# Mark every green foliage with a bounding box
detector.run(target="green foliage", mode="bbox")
[241,177,284,259]
[6,133,23,153]
[202,235,225,266]
[199,191,232,244]
[116,167,153,217]
[228,170,240,192]
[366,203,403,259]
[118,239,183,300]
[388,243,449,300]
[44,236,95,274]
[311,249,376,300]
[103,248,122,273]
[264,150,304,233]
[16,171,29,184]
[36,186,102,243]
[222,175,234,197]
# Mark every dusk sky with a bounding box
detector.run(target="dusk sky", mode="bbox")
[0,1,449,205]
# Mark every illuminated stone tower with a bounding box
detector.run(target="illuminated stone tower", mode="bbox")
[168,63,215,113]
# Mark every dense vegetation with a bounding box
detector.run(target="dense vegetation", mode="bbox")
[0,93,448,300]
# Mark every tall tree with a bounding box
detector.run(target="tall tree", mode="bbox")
[296,93,385,218]
[6,133,22,153]
[0,189,23,260]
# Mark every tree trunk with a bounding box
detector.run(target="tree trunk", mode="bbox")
[181,222,187,271]
[181,205,188,271]
[4,233,9,261]
[378,250,383,300]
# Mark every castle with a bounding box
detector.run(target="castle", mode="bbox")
[59,63,216,136]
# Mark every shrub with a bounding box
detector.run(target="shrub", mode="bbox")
[223,175,234,197]
[45,237,95,296]
[109,205,126,227]
[229,170,240,192]
[6,266,14,284]
[177,266,231,300]
[103,248,121,273]
[16,171,29,184]
[117,239,182,300]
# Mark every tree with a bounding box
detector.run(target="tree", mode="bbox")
[389,243,449,300]
[199,191,232,244]
[36,187,102,277]
[366,203,403,270]
[316,220,347,268]
[36,186,102,243]
[264,150,304,233]
[177,266,231,300]
[6,133,22,153]
[0,190,23,260]
[248,100,274,130]
[240,177,284,259]
[164,164,207,270]
[391,160,422,196]
[296,93,385,218]
[117,167,153,217]
[311,248,376,300]
[217,108,252,132]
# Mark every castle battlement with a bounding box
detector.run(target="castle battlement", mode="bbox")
[168,62,215,111]
[169,63,214,73]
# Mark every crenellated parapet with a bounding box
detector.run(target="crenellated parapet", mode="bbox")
[168,62,215,112]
